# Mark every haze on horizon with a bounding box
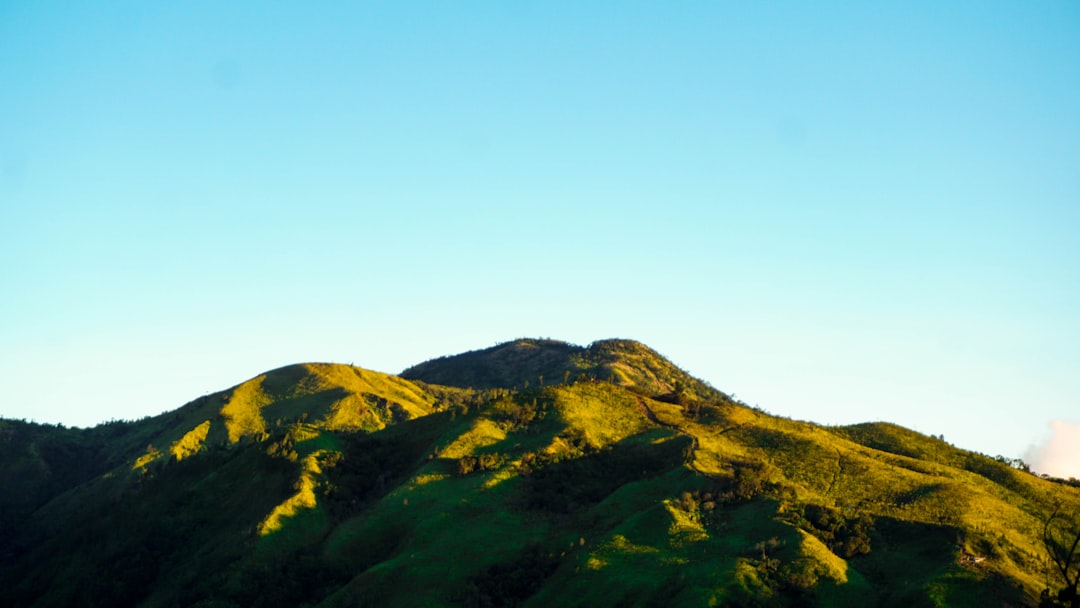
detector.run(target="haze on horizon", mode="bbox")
[1,2,1078,478]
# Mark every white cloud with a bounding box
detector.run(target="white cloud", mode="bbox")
[1027,420,1080,480]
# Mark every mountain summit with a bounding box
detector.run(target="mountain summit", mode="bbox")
[402,338,724,401]
[2,338,1078,607]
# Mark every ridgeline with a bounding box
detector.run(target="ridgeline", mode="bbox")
[2,338,1078,607]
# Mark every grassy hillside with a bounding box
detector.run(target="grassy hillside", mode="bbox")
[402,338,726,402]
[2,339,1078,607]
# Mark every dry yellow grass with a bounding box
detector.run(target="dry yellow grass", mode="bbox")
[553,384,651,447]
[438,418,507,459]
[792,529,849,585]
[170,420,211,461]
[213,364,436,442]
[258,449,328,536]
[220,376,271,443]
[131,445,163,472]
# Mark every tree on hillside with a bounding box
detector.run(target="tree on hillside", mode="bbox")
[1041,506,1080,608]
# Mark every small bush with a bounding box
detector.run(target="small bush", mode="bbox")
[456,453,506,476]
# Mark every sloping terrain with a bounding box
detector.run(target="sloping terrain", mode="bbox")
[402,338,726,402]
[1,339,1078,607]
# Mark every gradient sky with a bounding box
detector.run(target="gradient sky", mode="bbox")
[2,2,1078,476]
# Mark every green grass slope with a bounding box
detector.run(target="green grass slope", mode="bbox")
[2,340,1078,607]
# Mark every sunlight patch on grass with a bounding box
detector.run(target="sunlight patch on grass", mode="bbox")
[221,376,270,443]
[554,384,651,447]
[322,393,381,431]
[170,420,211,461]
[438,418,506,459]
[258,449,328,536]
[410,472,450,488]
[131,444,163,471]
[794,529,849,585]
[308,364,435,419]
[606,533,660,555]
[664,499,709,544]
[481,467,516,489]
[732,558,774,601]
[287,422,322,444]
[692,434,748,475]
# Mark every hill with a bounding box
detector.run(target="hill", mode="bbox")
[2,338,1078,607]
[402,338,726,402]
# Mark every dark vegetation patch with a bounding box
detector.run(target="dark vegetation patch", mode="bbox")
[324,411,451,518]
[457,452,508,476]
[0,421,111,555]
[486,387,555,432]
[522,434,693,512]
[460,543,562,607]
[787,503,874,558]
[517,428,593,474]
[855,518,970,607]
[401,339,585,391]
[671,461,782,525]
[0,445,295,608]
[181,544,349,608]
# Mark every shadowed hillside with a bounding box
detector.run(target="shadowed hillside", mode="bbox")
[2,338,1078,607]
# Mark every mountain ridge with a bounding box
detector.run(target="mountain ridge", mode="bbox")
[402,337,727,402]
[2,338,1078,607]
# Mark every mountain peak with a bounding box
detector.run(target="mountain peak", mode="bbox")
[401,337,726,402]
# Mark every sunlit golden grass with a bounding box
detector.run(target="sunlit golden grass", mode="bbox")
[131,444,163,472]
[662,499,709,543]
[322,393,383,431]
[551,383,651,447]
[437,418,507,459]
[220,375,271,443]
[309,363,435,412]
[258,449,329,536]
[167,363,443,449]
[169,420,210,461]
[793,529,849,584]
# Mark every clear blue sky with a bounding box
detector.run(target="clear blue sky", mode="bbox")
[2,2,1078,475]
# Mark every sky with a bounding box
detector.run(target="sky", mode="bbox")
[1,2,1078,477]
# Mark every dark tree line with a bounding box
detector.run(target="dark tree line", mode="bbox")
[1042,506,1080,608]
